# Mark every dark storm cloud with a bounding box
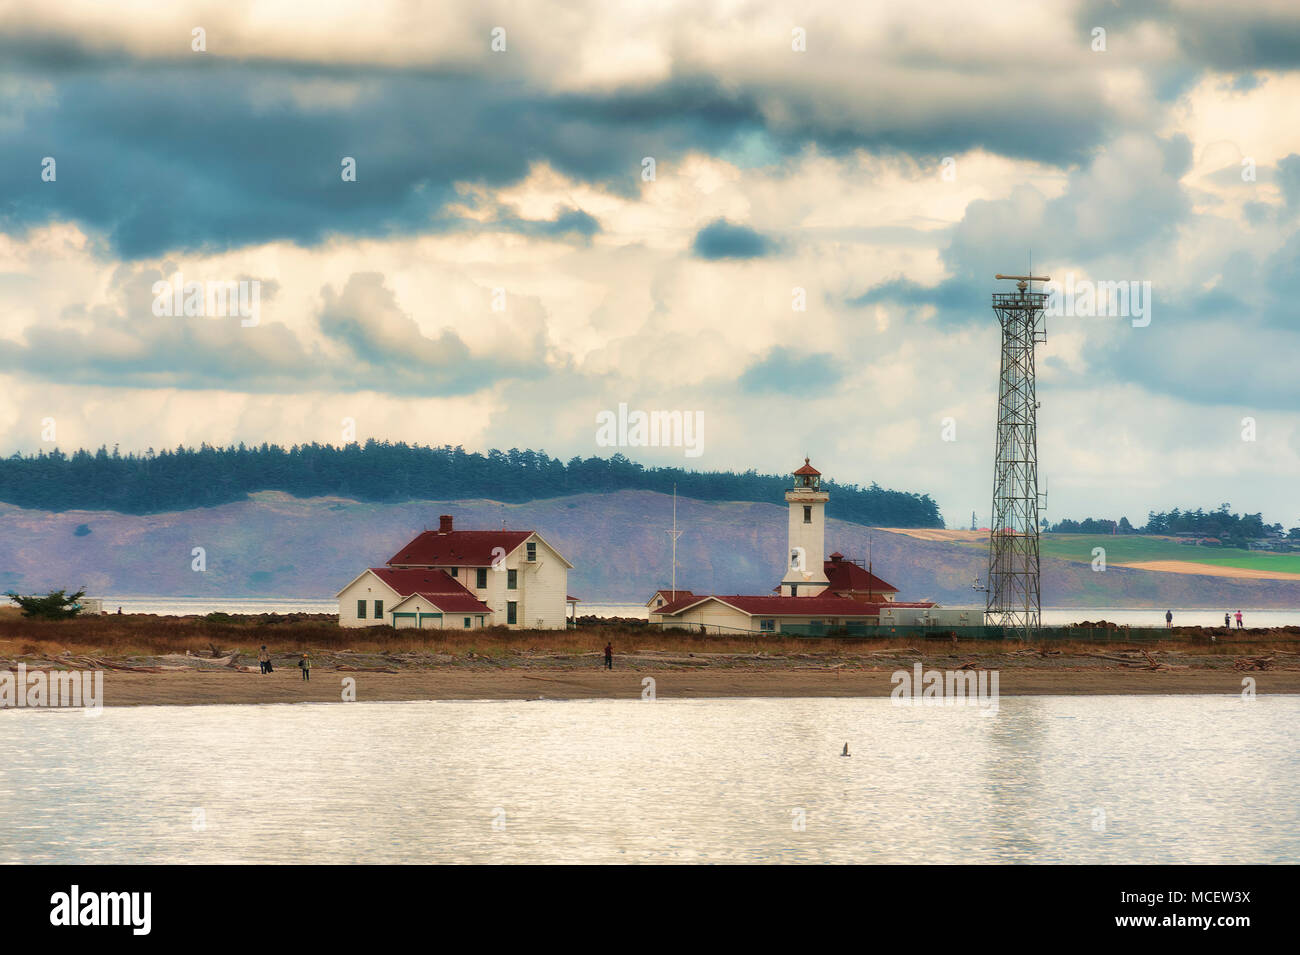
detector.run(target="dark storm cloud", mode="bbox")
[739,348,841,393]
[1277,154,1300,209]
[0,45,1129,258]
[692,218,776,260]
[1074,0,1300,71]
[1,4,1296,259]
[0,64,655,258]
[494,207,602,240]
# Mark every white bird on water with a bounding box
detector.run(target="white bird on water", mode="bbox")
[842,743,850,757]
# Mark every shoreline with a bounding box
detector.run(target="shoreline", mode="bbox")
[9,666,1298,707]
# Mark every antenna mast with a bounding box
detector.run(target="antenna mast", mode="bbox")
[667,484,684,599]
[986,272,1050,639]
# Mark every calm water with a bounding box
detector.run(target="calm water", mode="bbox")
[2,697,1296,864]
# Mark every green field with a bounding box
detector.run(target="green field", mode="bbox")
[1031,535,1300,574]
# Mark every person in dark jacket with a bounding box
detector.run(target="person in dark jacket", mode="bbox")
[604,642,613,670]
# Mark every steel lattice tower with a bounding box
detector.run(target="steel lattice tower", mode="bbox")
[985,274,1049,638]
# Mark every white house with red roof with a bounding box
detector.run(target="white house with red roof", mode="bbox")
[647,458,935,635]
[337,515,574,629]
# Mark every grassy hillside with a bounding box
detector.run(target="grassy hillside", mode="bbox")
[4,492,1300,608]
[1036,535,1300,574]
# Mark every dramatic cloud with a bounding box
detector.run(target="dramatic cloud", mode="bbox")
[692,219,776,260]
[740,348,840,392]
[2,0,1300,527]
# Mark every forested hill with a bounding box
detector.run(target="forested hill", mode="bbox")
[0,443,945,527]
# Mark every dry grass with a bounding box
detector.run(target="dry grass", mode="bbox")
[1,612,1297,661]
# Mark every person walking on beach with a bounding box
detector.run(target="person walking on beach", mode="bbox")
[604,642,613,670]
[1225,612,1231,629]
[1235,610,1244,630]
[299,652,311,681]
[1165,610,1173,627]
[258,645,270,675]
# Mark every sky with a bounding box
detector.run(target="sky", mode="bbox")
[1,0,1298,528]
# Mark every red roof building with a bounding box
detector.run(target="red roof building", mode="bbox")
[386,515,534,567]
[822,553,900,602]
[645,588,696,611]
[338,514,575,630]
[372,568,493,613]
[645,456,936,634]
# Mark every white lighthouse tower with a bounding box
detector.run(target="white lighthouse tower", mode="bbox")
[779,457,830,596]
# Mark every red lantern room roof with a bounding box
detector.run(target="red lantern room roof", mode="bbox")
[793,456,821,476]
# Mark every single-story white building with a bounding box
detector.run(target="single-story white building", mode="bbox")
[650,593,883,635]
[337,515,575,630]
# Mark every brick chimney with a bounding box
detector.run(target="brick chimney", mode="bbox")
[438,515,454,534]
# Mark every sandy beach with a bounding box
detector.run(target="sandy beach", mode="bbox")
[67,665,1300,706]
[4,611,1298,707]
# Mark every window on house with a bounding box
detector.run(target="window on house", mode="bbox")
[507,601,517,625]
[803,505,812,524]
[760,619,775,632]
[476,568,487,588]
[450,567,458,577]
[791,584,798,596]
[357,599,366,619]
[507,569,517,590]
[374,600,383,618]
[526,542,536,562]
[463,617,471,628]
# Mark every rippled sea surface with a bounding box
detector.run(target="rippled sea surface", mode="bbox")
[2,696,1296,864]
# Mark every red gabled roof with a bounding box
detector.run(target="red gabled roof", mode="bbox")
[396,590,493,614]
[370,568,493,614]
[793,456,820,476]
[366,567,471,598]
[767,560,900,595]
[823,558,899,594]
[387,530,532,566]
[651,592,707,615]
[658,594,882,617]
[646,588,696,607]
